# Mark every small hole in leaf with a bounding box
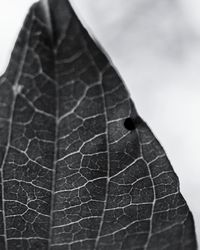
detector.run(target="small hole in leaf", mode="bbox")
[124,118,136,131]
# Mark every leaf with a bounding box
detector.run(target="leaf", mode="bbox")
[0,0,197,249]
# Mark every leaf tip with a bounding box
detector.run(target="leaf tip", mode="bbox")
[40,0,72,44]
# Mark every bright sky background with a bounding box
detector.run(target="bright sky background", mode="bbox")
[0,0,200,244]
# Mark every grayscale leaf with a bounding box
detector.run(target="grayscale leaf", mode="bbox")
[0,0,197,249]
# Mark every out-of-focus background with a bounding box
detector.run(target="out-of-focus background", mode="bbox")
[0,0,199,244]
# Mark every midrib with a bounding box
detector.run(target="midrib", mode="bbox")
[48,44,59,250]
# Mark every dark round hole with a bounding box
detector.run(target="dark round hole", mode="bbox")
[124,117,136,131]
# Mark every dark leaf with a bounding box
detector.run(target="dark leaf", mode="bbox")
[0,0,197,249]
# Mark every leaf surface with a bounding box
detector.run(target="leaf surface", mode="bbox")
[0,0,197,249]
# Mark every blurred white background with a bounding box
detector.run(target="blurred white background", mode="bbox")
[0,0,199,244]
